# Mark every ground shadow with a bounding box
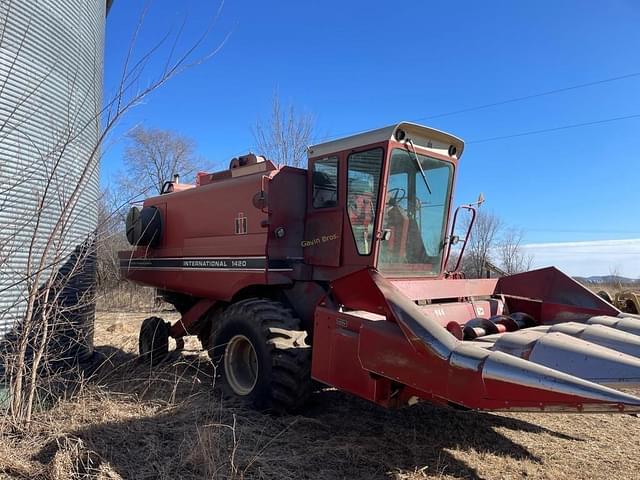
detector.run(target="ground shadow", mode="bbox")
[33,346,583,479]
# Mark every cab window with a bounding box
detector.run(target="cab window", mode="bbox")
[379,148,454,276]
[312,156,338,208]
[347,148,383,255]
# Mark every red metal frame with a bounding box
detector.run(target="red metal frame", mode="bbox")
[168,298,217,338]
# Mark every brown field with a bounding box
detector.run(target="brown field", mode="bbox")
[2,310,640,480]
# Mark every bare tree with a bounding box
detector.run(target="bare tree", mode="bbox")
[498,227,534,275]
[252,93,315,167]
[109,127,204,311]
[96,188,127,292]
[462,211,502,278]
[95,188,157,311]
[118,127,198,197]
[608,264,624,290]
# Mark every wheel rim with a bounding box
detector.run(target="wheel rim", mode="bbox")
[224,334,258,396]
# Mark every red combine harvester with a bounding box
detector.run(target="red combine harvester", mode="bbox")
[120,122,640,413]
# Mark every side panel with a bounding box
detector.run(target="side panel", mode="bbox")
[149,172,269,257]
[419,299,504,327]
[303,210,343,267]
[121,171,276,300]
[390,278,498,301]
[496,267,620,322]
[311,306,392,405]
[119,255,270,300]
[266,167,307,266]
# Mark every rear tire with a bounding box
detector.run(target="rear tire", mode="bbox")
[139,316,170,366]
[210,298,312,412]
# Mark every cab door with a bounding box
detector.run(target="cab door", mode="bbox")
[303,155,343,267]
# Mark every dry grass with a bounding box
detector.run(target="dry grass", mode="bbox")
[1,311,640,479]
[583,281,637,298]
[95,285,158,312]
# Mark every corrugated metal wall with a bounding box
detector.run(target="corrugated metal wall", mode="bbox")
[0,1,107,360]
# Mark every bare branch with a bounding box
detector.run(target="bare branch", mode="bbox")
[498,227,534,275]
[461,211,502,279]
[252,92,315,168]
[118,127,199,196]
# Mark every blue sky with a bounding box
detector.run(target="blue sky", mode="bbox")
[102,1,640,277]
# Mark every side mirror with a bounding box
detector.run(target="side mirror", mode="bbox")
[380,229,392,241]
[450,235,460,245]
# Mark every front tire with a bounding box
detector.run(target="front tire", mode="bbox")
[210,298,312,412]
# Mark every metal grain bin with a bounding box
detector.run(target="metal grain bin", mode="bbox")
[0,1,112,365]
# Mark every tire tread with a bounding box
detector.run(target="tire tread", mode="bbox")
[211,298,312,412]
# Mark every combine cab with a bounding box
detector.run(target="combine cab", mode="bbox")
[120,122,640,413]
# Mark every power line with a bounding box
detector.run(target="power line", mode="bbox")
[415,71,640,121]
[316,70,640,142]
[467,112,640,144]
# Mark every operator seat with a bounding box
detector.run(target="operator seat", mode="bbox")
[382,204,409,263]
[405,216,429,263]
[348,178,375,253]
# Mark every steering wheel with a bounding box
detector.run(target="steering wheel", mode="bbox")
[387,187,407,206]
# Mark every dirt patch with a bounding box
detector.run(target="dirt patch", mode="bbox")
[1,310,640,479]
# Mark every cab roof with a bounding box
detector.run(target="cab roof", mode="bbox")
[307,122,465,161]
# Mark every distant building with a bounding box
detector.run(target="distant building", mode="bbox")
[0,1,112,362]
